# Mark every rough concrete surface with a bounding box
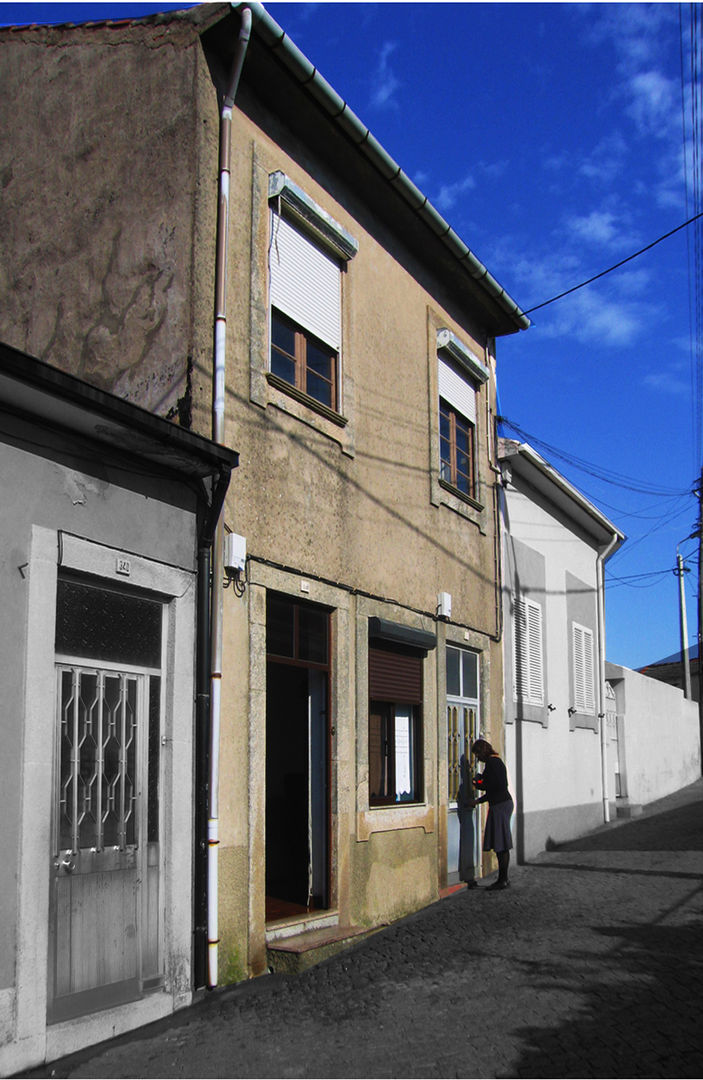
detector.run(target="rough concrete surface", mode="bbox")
[21,781,703,1079]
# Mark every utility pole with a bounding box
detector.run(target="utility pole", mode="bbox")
[676,552,693,699]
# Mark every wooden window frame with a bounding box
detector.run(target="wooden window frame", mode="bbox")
[368,701,423,808]
[271,307,338,412]
[440,398,476,500]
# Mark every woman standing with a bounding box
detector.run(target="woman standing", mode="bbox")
[468,738,514,890]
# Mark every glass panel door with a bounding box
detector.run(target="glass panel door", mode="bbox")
[446,647,480,885]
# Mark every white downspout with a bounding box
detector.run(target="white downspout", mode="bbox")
[208,4,252,990]
[596,533,619,825]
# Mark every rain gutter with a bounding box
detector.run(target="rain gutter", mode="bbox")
[235,1,530,336]
[596,532,620,824]
[208,3,252,990]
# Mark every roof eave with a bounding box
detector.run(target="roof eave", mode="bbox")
[234,1,530,337]
[498,438,625,552]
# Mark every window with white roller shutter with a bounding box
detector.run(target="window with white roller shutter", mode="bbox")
[437,348,479,499]
[267,173,358,415]
[270,212,342,352]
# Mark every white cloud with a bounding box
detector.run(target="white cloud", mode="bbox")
[369,41,400,110]
[504,242,653,349]
[626,70,677,136]
[567,210,624,249]
[540,287,645,348]
[643,371,691,396]
[580,4,676,74]
[578,132,629,185]
[575,5,680,147]
[434,174,476,214]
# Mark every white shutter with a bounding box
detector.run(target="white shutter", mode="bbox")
[526,600,544,705]
[269,210,341,350]
[438,355,476,425]
[513,596,543,706]
[573,623,595,714]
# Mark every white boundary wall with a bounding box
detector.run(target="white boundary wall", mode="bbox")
[606,662,700,806]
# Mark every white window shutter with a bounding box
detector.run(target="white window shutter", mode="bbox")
[269,210,341,350]
[438,356,476,425]
[526,600,544,706]
[512,598,526,701]
[513,596,543,707]
[573,623,595,714]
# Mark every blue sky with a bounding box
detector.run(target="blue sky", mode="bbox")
[3,1,701,670]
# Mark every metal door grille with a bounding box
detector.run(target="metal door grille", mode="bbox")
[58,667,138,853]
[447,704,475,802]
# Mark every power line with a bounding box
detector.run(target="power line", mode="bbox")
[605,567,677,589]
[522,209,703,316]
[498,417,693,496]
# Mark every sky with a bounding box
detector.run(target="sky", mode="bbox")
[2,0,701,670]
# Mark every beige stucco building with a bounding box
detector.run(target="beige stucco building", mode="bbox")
[0,3,530,1061]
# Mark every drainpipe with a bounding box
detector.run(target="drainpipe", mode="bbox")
[208,4,252,990]
[596,533,619,825]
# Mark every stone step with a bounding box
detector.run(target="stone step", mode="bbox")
[615,799,643,819]
[266,923,378,975]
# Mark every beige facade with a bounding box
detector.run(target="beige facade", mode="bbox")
[0,2,529,1001]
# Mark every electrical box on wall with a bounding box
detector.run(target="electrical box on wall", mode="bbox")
[438,591,452,620]
[224,532,247,574]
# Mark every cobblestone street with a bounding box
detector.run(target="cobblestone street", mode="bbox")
[23,781,703,1080]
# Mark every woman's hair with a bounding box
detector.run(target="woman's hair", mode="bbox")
[471,738,495,757]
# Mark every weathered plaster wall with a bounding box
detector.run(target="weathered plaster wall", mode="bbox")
[0,18,218,421]
[219,105,503,640]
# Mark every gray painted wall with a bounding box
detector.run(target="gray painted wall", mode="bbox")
[1,418,198,990]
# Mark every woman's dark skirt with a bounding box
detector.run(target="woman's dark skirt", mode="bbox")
[483,798,514,852]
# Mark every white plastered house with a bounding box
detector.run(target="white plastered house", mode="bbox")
[498,438,624,860]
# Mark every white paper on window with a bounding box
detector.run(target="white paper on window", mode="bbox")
[270,210,341,350]
[394,706,413,801]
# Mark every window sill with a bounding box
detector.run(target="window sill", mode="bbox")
[439,478,484,512]
[508,703,549,728]
[267,372,348,428]
[357,802,435,842]
[569,710,599,732]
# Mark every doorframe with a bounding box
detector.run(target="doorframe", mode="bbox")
[264,593,332,916]
[15,528,196,1067]
[246,565,352,978]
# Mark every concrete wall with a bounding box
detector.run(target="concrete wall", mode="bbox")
[606,663,701,806]
[0,16,216,420]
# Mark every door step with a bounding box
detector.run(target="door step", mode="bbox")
[266,923,378,975]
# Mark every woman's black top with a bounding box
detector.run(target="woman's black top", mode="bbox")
[475,755,511,806]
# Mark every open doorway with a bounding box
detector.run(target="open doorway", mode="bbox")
[265,593,330,922]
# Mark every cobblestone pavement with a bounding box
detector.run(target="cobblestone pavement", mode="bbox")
[23,781,703,1080]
